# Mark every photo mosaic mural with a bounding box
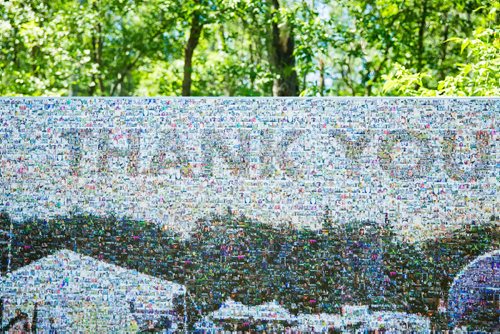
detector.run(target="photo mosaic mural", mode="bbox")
[0,97,498,333]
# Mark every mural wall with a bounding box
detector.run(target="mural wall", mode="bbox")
[0,98,498,333]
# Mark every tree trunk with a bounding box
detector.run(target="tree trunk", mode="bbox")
[182,5,203,96]
[97,22,105,94]
[89,31,97,96]
[318,58,325,96]
[439,14,449,80]
[89,0,102,96]
[269,0,299,96]
[249,40,256,91]
[416,0,428,73]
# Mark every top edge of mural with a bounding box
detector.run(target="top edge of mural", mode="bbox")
[1,96,500,100]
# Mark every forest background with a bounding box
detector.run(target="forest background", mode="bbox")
[0,0,498,97]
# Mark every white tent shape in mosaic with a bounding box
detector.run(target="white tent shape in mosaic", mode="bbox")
[0,249,186,333]
[211,298,294,321]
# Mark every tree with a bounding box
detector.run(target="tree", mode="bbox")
[322,0,495,96]
[268,0,299,96]
[182,0,204,96]
[0,0,179,96]
[0,0,497,96]
[383,27,499,96]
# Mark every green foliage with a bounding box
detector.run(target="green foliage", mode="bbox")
[0,0,497,96]
[383,27,500,96]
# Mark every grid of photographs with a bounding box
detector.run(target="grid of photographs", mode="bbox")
[0,98,498,333]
